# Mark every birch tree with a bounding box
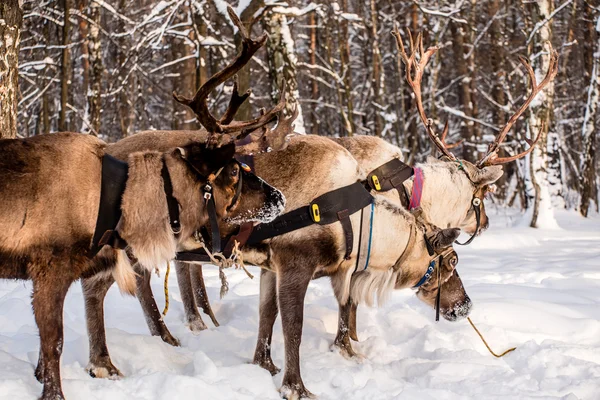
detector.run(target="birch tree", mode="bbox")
[263,9,305,134]
[527,0,558,228]
[0,0,23,139]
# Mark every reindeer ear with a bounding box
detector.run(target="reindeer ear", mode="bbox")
[182,142,236,177]
[463,162,504,186]
[431,228,461,251]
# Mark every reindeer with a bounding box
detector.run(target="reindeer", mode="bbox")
[84,21,557,400]
[0,132,284,400]
[0,10,292,400]
[327,28,559,356]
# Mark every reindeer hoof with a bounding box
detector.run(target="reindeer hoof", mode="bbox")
[280,384,315,400]
[253,358,281,376]
[160,331,181,347]
[331,342,364,362]
[34,363,43,383]
[86,361,123,380]
[187,317,208,333]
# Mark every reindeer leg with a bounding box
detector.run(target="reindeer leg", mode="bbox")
[32,271,72,400]
[190,264,219,327]
[135,267,180,346]
[333,300,362,360]
[278,263,316,400]
[82,274,123,379]
[175,261,208,332]
[348,302,359,341]
[252,269,280,376]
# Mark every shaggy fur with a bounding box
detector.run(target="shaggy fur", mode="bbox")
[120,151,177,274]
[0,131,278,400]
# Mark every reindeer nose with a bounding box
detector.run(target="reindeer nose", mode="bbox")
[444,296,472,321]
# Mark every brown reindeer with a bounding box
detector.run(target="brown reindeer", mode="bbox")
[0,9,292,399]
[0,128,283,400]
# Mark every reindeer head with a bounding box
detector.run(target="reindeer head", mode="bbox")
[392,27,558,236]
[170,6,296,228]
[403,220,471,321]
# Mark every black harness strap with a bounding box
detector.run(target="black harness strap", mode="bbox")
[88,154,129,258]
[162,161,181,236]
[455,197,481,246]
[205,189,221,252]
[247,181,373,250]
[366,158,414,209]
[435,254,443,322]
[337,209,353,260]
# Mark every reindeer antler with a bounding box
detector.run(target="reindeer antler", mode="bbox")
[236,90,298,155]
[477,50,559,166]
[392,25,457,160]
[173,6,286,141]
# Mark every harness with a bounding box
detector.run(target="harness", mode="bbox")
[88,154,240,258]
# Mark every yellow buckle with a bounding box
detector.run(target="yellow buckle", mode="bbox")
[372,175,382,191]
[311,204,321,222]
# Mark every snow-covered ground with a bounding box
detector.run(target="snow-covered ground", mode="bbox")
[0,209,599,400]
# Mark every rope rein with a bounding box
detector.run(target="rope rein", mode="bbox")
[162,261,170,316]
[467,317,516,358]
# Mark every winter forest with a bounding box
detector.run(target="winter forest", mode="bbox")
[1,0,599,225]
[1,1,600,399]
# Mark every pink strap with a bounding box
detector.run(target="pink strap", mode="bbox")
[409,167,424,210]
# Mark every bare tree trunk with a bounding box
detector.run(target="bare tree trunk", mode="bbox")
[263,11,305,134]
[88,1,103,135]
[77,0,90,133]
[0,0,23,139]
[117,0,131,138]
[580,11,600,217]
[338,0,355,136]
[235,0,265,121]
[450,21,475,161]
[369,0,384,137]
[172,3,197,131]
[528,0,557,229]
[309,12,319,135]
[59,0,71,131]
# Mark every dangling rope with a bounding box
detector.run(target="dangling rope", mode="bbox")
[161,240,252,314]
[162,261,170,316]
[199,240,253,299]
[467,317,516,358]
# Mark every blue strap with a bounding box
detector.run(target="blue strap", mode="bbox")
[363,202,375,270]
[412,259,436,289]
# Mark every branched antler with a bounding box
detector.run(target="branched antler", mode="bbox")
[477,50,559,166]
[173,6,286,144]
[392,25,457,160]
[236,93,298,156]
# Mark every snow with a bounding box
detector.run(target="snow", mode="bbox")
[0,210,599,399]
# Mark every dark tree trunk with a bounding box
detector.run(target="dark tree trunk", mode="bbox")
[0,0,23,139]
[59,0,71,131]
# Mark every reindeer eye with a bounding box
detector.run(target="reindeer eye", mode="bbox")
[450,257,458,266]
[231,168,239,177]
